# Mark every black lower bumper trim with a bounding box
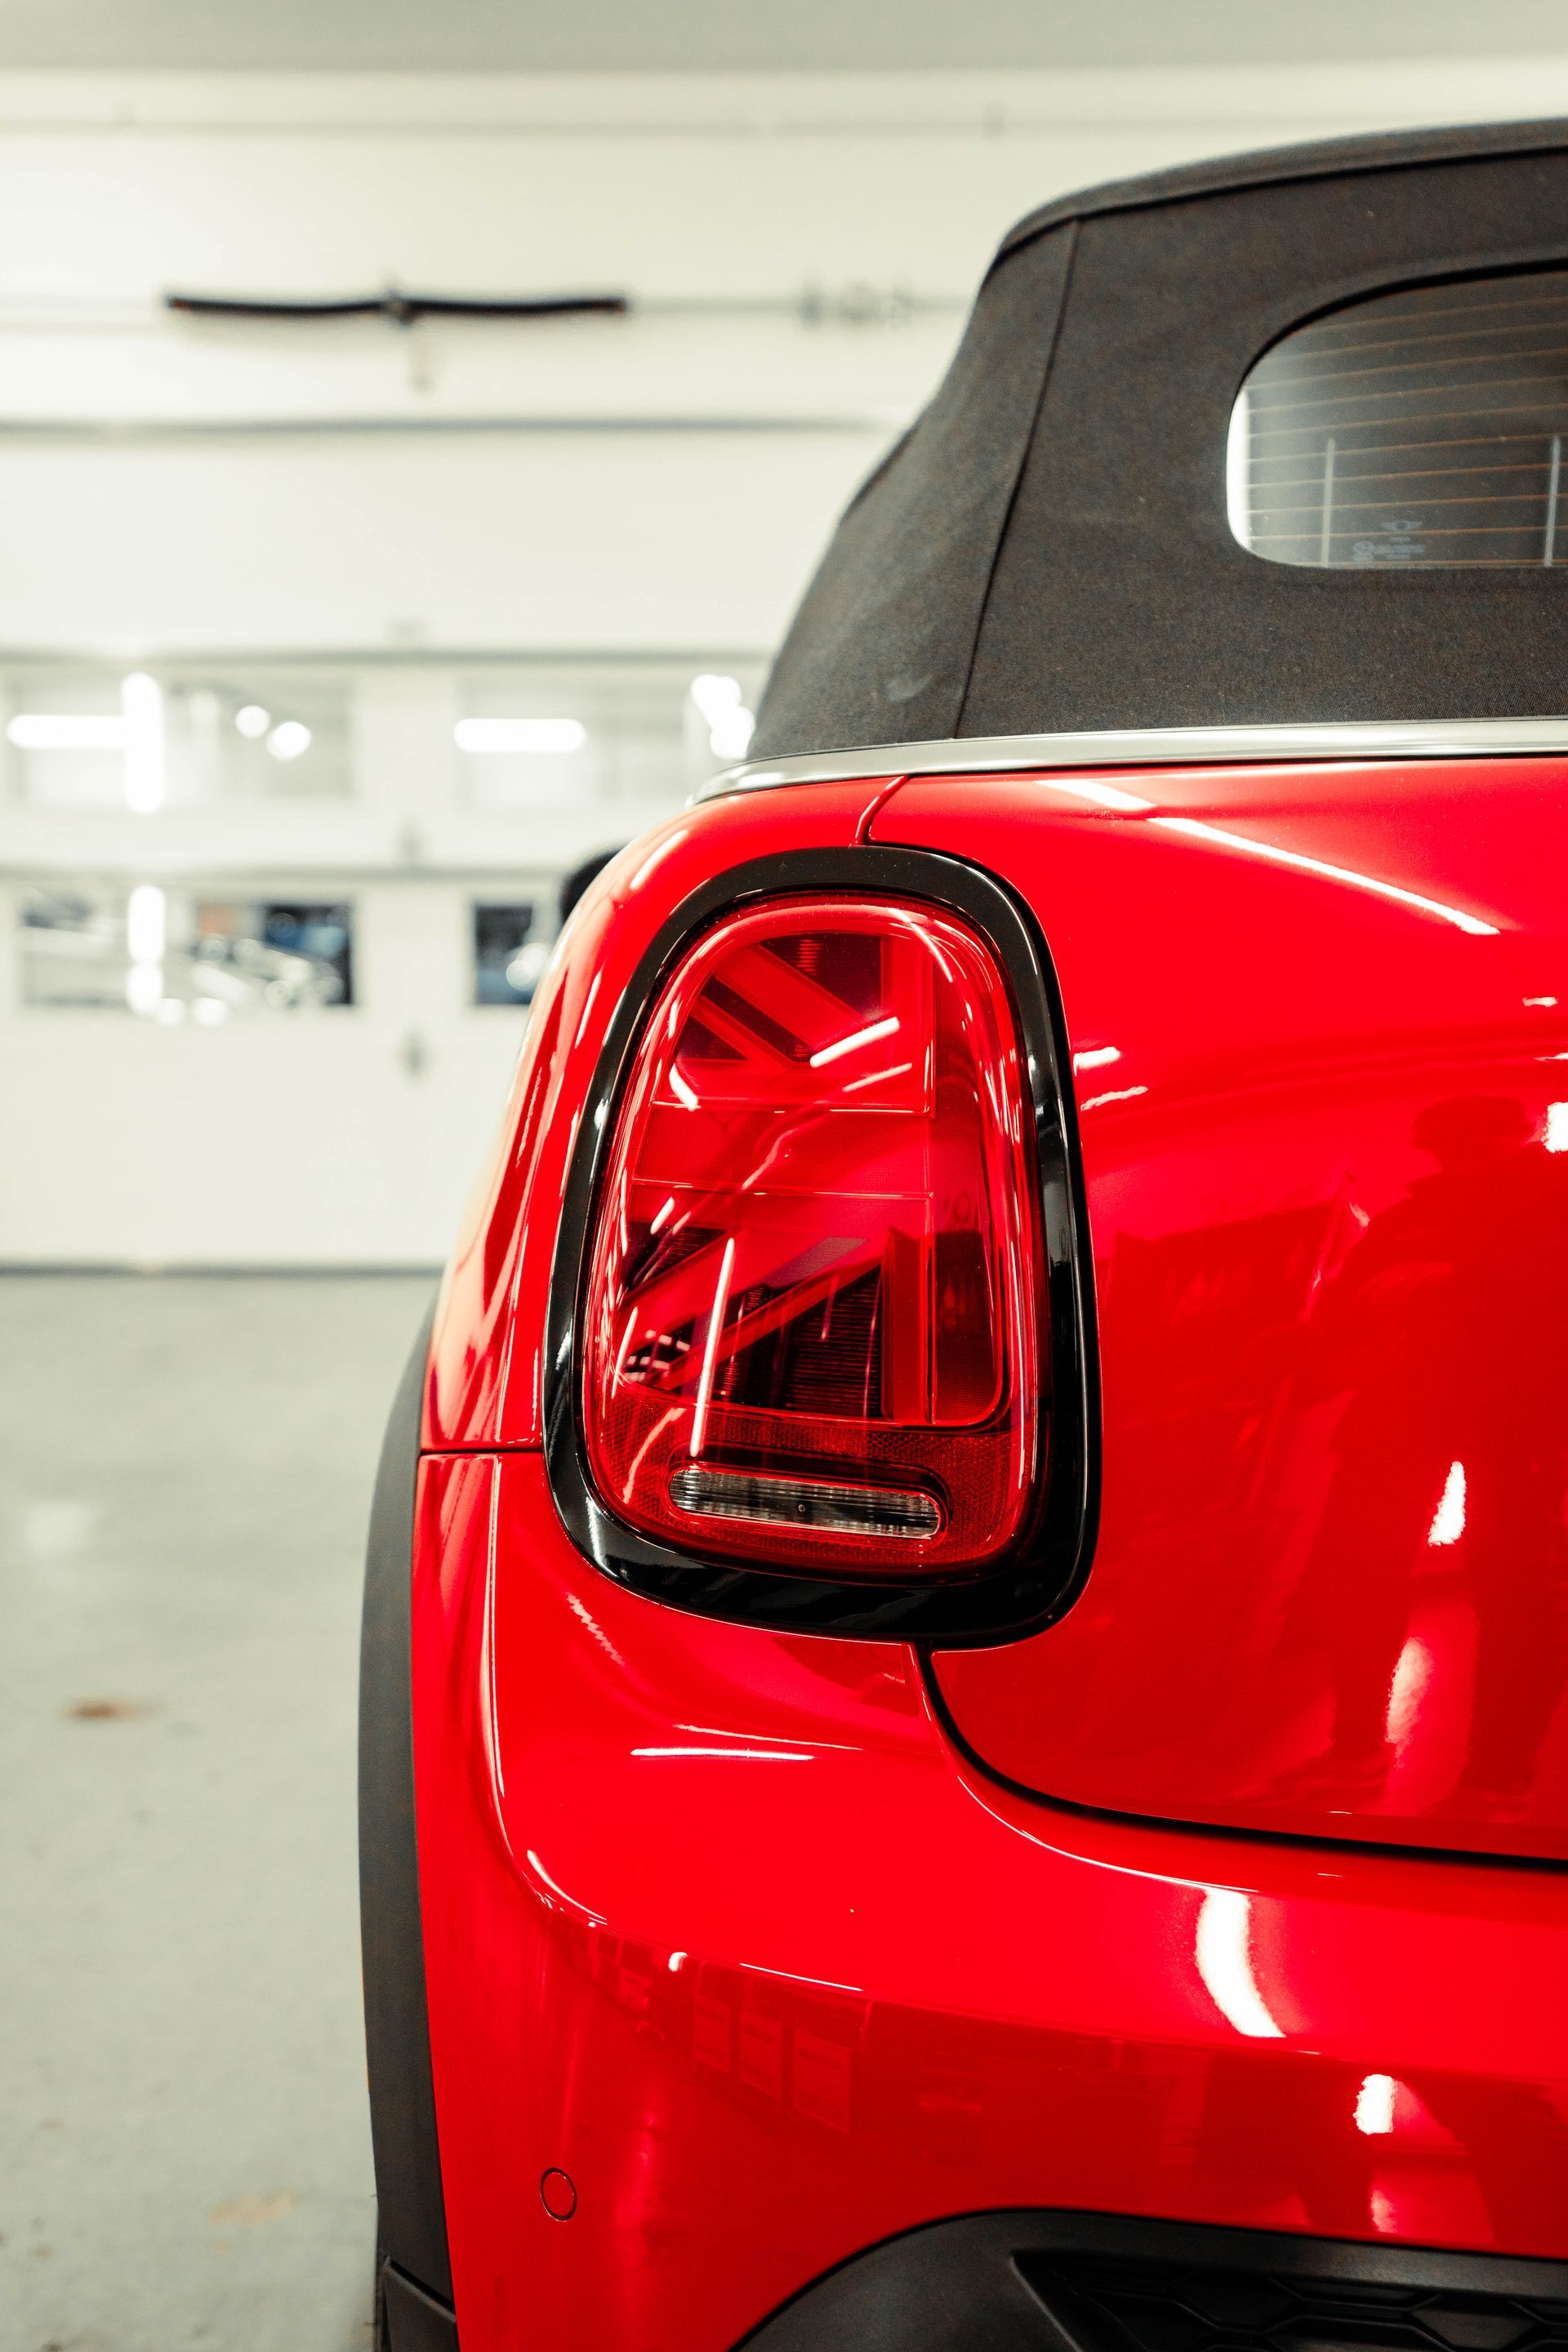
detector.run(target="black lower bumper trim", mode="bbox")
[360,1298,451,2304]
[737,2209,1568,2352]
[381,2257,459,2352]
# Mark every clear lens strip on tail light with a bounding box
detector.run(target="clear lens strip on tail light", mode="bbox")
[578,895,1045,1579]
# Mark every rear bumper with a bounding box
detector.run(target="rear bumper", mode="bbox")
[408,1449,1568,2352]
[740,2210,1568,2351]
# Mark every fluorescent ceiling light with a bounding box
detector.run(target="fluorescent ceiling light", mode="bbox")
[7,682,167,808]
[709,706,755,760]
[122,672,165,813]
[7,714,126,751]
[126,883,167,964]
[266,720,311,761]
[1195,1887,1283,2039]
[689,673,742,725]
[689,673,755,761]
[455,718,587,755]
[234,703,270,739]
[125,964,163,1016]
[1226,390,1252,550]
[1354,2073,1397,2136]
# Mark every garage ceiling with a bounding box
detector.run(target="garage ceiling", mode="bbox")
[4,0,1568,73]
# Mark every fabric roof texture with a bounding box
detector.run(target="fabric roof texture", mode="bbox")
[753,118,1568,756]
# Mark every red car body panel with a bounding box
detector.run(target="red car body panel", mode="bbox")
[871,764,1568,1864]
[412,1447,1568,2352]
[406,756,1568,2348]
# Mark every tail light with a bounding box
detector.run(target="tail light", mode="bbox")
[579,894,1045,1578]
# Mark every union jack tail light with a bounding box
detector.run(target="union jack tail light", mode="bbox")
[577,894,1045,1578]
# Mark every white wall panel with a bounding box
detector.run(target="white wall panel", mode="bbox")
[0,432,878,652]
[0,986,524,1265]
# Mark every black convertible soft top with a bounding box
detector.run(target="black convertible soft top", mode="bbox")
[754,118,1568,757]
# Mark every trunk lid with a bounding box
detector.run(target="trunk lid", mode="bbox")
[875,757,1568,1863]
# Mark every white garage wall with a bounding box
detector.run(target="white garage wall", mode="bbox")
[0,434,886,654]
[2,57,1565,1264]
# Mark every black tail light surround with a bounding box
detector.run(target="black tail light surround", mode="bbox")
[542,846,1098,1641]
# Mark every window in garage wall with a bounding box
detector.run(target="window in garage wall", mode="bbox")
[472,900,557,1006]
[20,884,355,1017]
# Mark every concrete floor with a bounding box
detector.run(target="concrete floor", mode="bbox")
[0,1272,434,2352]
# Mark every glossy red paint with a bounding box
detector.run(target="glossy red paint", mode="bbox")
[872,761,1568,1863]
[412,1447,1568,2352]
[423,778,898,1454]
[411,752,1568,2350]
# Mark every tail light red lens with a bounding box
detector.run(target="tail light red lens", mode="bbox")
[580,895,1045,1577]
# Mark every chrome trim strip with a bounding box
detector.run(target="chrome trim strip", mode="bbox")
[697,719,1568,800]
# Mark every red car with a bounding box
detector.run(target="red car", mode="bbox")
[362,120,1568,2352]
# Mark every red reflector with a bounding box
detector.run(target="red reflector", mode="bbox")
[581,896,1044,1576]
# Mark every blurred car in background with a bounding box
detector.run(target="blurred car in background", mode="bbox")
[22,887,354,1016]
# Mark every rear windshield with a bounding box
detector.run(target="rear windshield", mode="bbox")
[1230,267,1568,568]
